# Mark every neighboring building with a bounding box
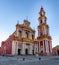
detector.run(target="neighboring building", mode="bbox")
[52,45,59,55]
[0,7,52,56]
[37,7,52,55]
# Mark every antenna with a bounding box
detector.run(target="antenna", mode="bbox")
[17,20,19,24]
[41,5,43,8]
[26,16,28,20]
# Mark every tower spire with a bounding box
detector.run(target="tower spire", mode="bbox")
[39,6,45,16]
[41,6,43,9]
[38,7,47,24]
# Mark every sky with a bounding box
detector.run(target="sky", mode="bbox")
[0,0,59,47]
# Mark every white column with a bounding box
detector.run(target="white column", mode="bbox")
[12,41,18,55]
[34,44,37,54]
[36,44,38,53]
[45,40,47,53]
[38,42,40,53]
[50,41,52,53]
[22,43,26,55]
[43,41,44,53]
[15,42,18,55]
[47,41,49,53]
[30,44,32,54]
[34,44,38,54]
[34,44,36,54]
[12,41,15,55]
[45,40,49,53]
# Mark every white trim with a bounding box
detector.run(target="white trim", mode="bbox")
[22,43,26,54]
[30,44,32,54]
[45,40,48,53]
[39,42,40,53]
[43,41,44,53]
[12,41,18,55]
[50,41,52,52]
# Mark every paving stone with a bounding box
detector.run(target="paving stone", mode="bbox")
[0,56,59,65]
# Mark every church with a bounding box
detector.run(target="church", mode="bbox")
[0,7,52,56]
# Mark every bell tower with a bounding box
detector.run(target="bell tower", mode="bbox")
[37,7,52,55]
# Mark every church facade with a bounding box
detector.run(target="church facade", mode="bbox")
[0,7,52,56]
[1,20,35,55]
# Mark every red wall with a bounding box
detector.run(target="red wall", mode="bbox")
[1,40,12,55]
[6,41,12,54]
[0,47,1,55]
[1,42,6,55]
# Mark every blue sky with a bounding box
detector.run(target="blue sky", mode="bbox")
[0,0,59,47]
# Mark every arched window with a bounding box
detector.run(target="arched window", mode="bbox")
[19,31,22,37]
[42,26,44,35]
[26,31,28,38]
[32,35,34,39]
[38,29,40,36]
[44,26,46,35]
[40,20,42,24]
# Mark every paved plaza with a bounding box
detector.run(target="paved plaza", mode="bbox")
[0,55,59,65]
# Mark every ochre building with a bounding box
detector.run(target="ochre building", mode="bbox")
[1,20,35,55]
[0,7,52,56]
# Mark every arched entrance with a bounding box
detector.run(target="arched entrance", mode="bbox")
[32,50,34,55]
[25,48,28,55]
[18,49,21,55]
[57,50,59,55]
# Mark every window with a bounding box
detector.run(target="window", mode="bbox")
[42,26,44,35]
[19,31,22,37]
[44,26,46,35]
[26,31,28,38]
[32,35,34,39]
[40,20,42,24]
[38,29,40,36]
